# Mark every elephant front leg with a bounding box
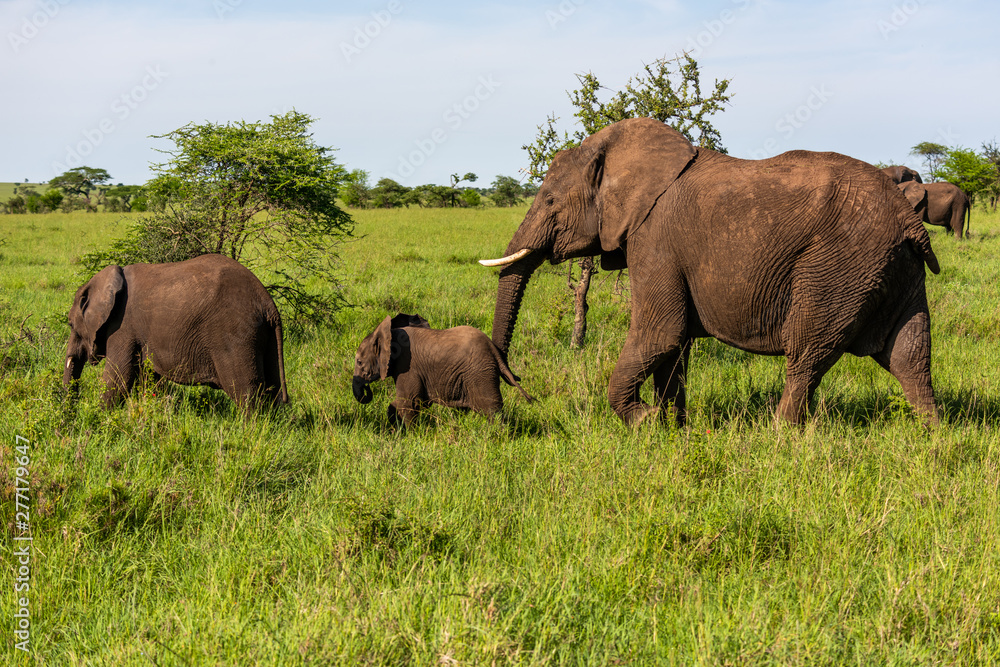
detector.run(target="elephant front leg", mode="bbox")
[609,330,683,426]
[100,360,137,408]
[387,397,421,428]
[653,340,691,427]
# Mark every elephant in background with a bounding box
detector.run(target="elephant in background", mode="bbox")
[897,180,971,238]
[352,313,533,427]
[881,165,923,184]
[64,254,288,408]
[481,118,940,427]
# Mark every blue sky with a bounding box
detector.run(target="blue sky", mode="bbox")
[1,0,997,186]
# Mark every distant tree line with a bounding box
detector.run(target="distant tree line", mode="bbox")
[339,171,538,210]
[0,166,175,215]
[2,166,539,215]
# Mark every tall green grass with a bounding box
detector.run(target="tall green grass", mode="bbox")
[1,205,999,664]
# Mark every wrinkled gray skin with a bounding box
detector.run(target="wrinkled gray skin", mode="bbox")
[352,313,532,427]
[484,118,941,427]
[898,181,971,239]
[64,254,288,408]
[881,165,923,184]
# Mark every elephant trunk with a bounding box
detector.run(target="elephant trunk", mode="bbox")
[63,352,85,397]
[491,252,545,357]
[352,376,374,404]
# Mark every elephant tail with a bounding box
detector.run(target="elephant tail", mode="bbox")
[274,319,289,404]
[965,197,972,238]
[492,342,534,402]
[905,218,940,275]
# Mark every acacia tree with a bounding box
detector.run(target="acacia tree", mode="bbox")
[103,185,144,212]
[83,110,354,327]
[522,53,731,347]
[523,53,731,182]
[449,172,478,207]
[340,169,372,208]
[910,142,948,182]
[490,175,524,207]
[49,166,112,210]
[371,178,412,208]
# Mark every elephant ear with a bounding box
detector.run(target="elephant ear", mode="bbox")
[899,181,927,210]
[71,265,125,358]
[390,312,430,330]
[590,118,698,253]
[374,315,394,380]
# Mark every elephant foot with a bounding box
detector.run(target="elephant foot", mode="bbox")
[621,404,661,427]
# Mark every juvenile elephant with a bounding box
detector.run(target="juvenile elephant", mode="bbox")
[881,165,923,184]
[352,313,532,427]
[481,118,941,426]
[64,254,288,407]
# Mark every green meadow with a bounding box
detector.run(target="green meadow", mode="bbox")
[1,203,999,664]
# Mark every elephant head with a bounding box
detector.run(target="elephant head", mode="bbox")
[898,181,929,222]
[881,165,923,184]
[63,265,126,390]
[352,312,430,403]
[480,118,697,356]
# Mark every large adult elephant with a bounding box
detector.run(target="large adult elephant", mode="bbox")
[896,181,970,239]
[881,165,923,184]
[926,182,970,239]
[64,254,288,408]
[481,118,940,426]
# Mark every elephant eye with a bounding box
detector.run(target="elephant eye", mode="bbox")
[545,196,555,206]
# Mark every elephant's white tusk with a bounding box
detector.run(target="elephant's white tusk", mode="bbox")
[66,357,72,369]
[478,248,532,267]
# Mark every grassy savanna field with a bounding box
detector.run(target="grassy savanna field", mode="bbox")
[2,201,1000,664]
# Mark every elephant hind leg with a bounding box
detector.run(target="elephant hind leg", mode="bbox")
[776,347,844,424]
[259,321,288,405]
[212,353,261,408]
[873,306,938,425]
[469,367,504,418]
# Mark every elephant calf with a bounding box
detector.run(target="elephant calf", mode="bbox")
[64,254,288,408]
[352,313,532,427]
